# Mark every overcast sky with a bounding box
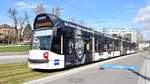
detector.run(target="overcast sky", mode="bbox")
[0,0,150,40]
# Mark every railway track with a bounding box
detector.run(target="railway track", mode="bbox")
[0,62,48,84]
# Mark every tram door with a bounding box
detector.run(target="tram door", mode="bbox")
[73,29,92,64]
[120,41,127,55]
[120,41,124,55]
[84,36,92,63]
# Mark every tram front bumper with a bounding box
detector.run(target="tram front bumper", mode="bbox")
[28,59,65,70]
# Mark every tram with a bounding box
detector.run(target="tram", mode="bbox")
[28,13,136,69]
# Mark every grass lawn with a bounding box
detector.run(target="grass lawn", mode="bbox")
[0,45,30,52]
[0,62,48,84]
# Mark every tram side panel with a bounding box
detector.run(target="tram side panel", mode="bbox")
[61,27,93,67]
[94,35,121,61]
[94,35,112,60]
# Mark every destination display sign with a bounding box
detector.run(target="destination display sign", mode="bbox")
[34,15,53,29]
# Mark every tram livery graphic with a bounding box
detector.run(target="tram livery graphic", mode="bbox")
[28,13,137,69]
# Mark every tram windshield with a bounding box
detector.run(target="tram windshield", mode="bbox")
[32,29,52,50]
[32,36,51,50]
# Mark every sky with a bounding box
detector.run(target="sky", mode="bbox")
[0,0,150,40]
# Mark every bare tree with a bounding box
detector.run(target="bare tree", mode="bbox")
[8,8,18,44]
[52,6,63,17]
[18,12,29,42]
[5,29,15,44]
[34,4,46,14]
[23,24,32,42]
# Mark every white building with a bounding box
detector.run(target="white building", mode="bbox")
[97,28,137,42]
[138,41,150,50]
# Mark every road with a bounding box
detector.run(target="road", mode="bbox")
[27,51,150,84]
[0,55,28,64]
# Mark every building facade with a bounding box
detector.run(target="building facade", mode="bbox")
[138,41,150,50]
[0,24,16,43]
[98,28,137,42]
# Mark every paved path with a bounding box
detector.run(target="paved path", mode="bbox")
[138,52,150,84]
[26,52,150,84]
[0,52,28,56]
[0,55,28,64]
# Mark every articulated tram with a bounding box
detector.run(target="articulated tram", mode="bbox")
[28,13,137,69]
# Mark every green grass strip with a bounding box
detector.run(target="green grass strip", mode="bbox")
[0,62,48,84]
[0,45,29,52]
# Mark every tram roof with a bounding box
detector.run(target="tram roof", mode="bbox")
[33,13,133,43]
[63,21,93,33]
[33,13,62,28]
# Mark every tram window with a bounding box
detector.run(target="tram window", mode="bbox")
[85,40,92,50]
[51,36,61,54]
[39,36,51,50]
[103,39,107,52]
[95,39,99,52]
[63,32,73,55]
[108,43,112,54]
[98,42,100,52]
[107,42,111,51]
[51,28,62,54]
[63,38,73,55]
[109,43,113,50]
[103,45,107,52]
[98,40,103,55]
[115,45,119,51]
[114,40,120,51]
[32,36,51,50]
[84,37,92,55]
